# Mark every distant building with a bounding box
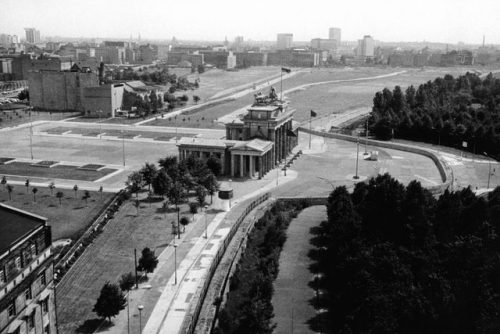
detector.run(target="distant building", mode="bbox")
[157,45,169,60]
[0,204,56,334]
[233,36,244,52]
[329,27,341,46]
[24,28,40,44]
[178,88,298,177]
[277,33,293,50]
[95,46,126,64]
[310,38,337,54]
[227,51,236,69]
[267,50,319,67]
[358,35,374,59]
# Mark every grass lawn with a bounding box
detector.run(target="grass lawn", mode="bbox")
[0,109,79,128]
[0,162,116,181]
[55,194,208,334]
[272,205,327,334]
[0,186,115,241]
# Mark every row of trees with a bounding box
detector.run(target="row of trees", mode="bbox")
[370,72,500,158]
[1,176,103,205]
[309,174,500,333]
[216,201,308,334]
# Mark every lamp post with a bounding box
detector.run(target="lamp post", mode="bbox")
[121,130,126,166]
[204,205,208,239]
[173,244,178,285]
[127,292,130,334]
[228,179,232,208]
[484,152,492,189]
[137,305,144,334]
[353,134,360,180]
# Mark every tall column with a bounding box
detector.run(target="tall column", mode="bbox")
[250,155,254,177]
[230,154,235,177]
[240,154,244,177]
[221,153,225,175]
[258,156,262,179]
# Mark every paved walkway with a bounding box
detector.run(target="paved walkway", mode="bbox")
[272,206,327,334]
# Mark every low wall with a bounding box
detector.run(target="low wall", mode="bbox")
[300,127,454,195]
[181,192,270,334]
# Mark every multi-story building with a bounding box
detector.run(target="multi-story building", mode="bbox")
[178,87,298,178]
[329,27,341,45]
[24,28,40,44]
[358,35,374,59]
[0,204,56,334]
[276,33,293,50]
[310,38,338,54]
[95,46,125,64]
[227,51,236,69]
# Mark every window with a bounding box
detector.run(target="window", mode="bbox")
[8,300,16,317]
[0,269,5,285]
[43,325,50,334]
[38,272,46,287]
[41,299,48,313]
[31,243,37,256]
[25,287,32,300]
[15,256,21,269]
[28,313,35,329]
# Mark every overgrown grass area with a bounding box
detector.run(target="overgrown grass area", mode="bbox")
[0,185,115,241]
[216,200,310,334]
[0,109,79,128]
[0,162,116,181]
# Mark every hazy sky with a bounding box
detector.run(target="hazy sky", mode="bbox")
[1,0,499,44]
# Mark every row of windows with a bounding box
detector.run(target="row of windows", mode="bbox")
[6,271,47,318]
[0,243,40,285]
[7,294,48,318]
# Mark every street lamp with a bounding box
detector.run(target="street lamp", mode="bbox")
[137,305,144,334]
[173,244,178,285]
[484,152,492,189]
[121,130,126,166]
[204,205,208,239]
[353,134,360,180]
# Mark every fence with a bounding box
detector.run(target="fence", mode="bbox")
[181,192,270,334]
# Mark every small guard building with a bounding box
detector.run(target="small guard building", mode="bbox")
[177,88,298,178]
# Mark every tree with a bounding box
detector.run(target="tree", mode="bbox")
[137,247,158,277]
[25,179,30,193]
[82,190,91,206]
[92,282,126,322]
[195,185,207,208]
[99,185,103,200]
[119,272,135,292]
[6,184,13,201]
[32,187,38,202]
[180,216,190,233]
[193,95,200,104]
[189,202,198,219]
[206,156,222,176]
[167,181,186,211]
[126,171,144,199]
[49,182,55,195]
[152,171,171,198]
[73,184,78,198]
[180,94,189,102]
[197,64,205,74]
[56,191,64,206]
[1,176,6,189]
[201,173,219,204]
[17,89,29,101]
[140,163,158,192]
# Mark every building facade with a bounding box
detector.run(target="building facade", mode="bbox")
[24,29,40,44]
[358,35,374,59]
[178,88,298,178]
[329,27,341,45]
[0,204,56,334]
[276,33,293,50]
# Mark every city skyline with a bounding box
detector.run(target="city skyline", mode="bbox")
[1,0,499,45]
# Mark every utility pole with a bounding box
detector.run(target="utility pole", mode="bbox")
[134,249,138,289]
[354,134,360,180]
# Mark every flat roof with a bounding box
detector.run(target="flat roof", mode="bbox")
[0,204,46,255]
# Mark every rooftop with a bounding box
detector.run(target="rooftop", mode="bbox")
[0,204,46,255]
